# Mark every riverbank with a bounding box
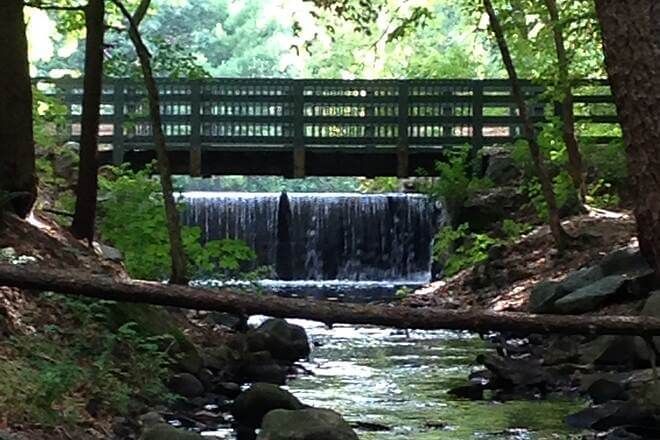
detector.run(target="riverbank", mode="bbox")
[406,210,660,438]
[0,213,349,440]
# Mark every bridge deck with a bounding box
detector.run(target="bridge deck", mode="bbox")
[38,78,620,177]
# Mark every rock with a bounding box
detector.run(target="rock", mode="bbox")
[566,400,655,431]
[242,364,287,385]
[588,379,626,404]
[478,354,551,389]
[601,247,652,276]
[459,187,527,232]
[140,411,166,427]
[93,242,123,262]
[553,275,629,314]
[561,265,606,293]
[203,345,241,374]
[635,290,660,360]
[231,383,304,429]
[448,384,484,400]
[112,416,140,439]
[168,373,205,398]
[177,343,203,375]
[53,148,78,181]
[479,146,521,185]
[542,336,581,366]
[529,281,564,313]
[247,319,310,362]
[241,351,288,384]
[216,382,241,399]
[580,336,641,367]
[207,312,247,331]
[140,424,204,440]
[257,408,358,440]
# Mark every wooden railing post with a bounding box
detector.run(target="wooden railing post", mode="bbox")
[112,79,125,164]
[397,81,410,178]
[292,80,305,178]
[472,81,484,155]
[190,80,202,177]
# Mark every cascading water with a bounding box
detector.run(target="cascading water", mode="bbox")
[183,191,443,298]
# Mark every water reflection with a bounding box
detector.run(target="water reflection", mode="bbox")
[286,320,584,440]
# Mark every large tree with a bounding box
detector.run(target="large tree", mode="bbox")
[71,0,105,242]
[0,0,36,217]
[595,0,660,277]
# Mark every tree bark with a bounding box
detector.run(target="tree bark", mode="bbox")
[595,0,660,278]
[2,263,660,335]
[543,0,586,204]
[112,0,188,284]
[483,0,567,250]
[0,0,36,218]
[71,0,105,243]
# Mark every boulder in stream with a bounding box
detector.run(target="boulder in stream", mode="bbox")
[247,318,310,362]
[257,408,358,440]
[231,383,304,429]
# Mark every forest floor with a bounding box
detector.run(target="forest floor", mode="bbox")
[405,209,637,313]
[0,212,237,439]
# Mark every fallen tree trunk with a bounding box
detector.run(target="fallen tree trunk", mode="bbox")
[2,264,660,335]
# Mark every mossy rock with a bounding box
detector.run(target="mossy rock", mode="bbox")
[257,408,358,440]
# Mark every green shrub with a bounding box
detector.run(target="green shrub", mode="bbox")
[98,165,256,280]
[359,177,400,193]
[582,139,628,189]
[501,219,532,241]
[433,223,500,277]
[418,146,491,212]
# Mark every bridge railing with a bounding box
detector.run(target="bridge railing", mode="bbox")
[34,77,620,177]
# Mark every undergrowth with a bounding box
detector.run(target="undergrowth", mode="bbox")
[433,220,532,277]
[0,295,176,426]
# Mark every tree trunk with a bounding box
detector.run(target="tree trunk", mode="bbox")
[2,264,660,335]
[483,0,567,250]
[595,0,660,278]
[0,0,36,217]
[71,0,105,243]
[112,0,188,284]
[543,0,586,204]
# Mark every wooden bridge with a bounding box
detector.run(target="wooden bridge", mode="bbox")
[39,78,620,177]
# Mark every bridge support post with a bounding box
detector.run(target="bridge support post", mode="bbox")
[397,81,409,178]
[472,81,484,157]
[189,80,202,177]
[292,81,305,178]
[112,80,125,164]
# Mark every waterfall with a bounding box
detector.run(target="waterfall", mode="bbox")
[182,191,440,283]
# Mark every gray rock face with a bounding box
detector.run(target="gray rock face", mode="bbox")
[94,243,123,262]
[553,275,629,314]
[460,187,527,232]
[480,146,521,185]
[529,281,564,314]
[231,383,304,429]
[529,247,654,314]
[257,408,359,440]
[167,373,204,398]
[247,318,310,362]
[587,378,626,404]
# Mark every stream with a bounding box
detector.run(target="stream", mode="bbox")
[285,320,583,440]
